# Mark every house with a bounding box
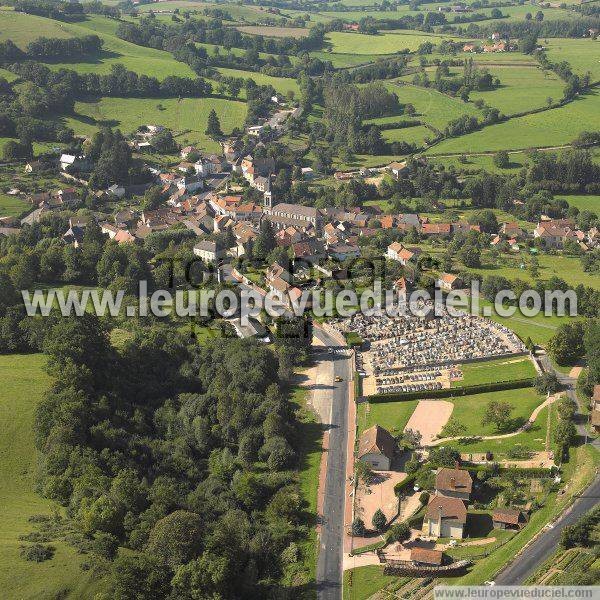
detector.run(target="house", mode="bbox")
[591,385,600,433]
[292,239,324,263]
[492,508,527,530]
[232,202,262,224]
[491,32,501,41]
[193,240,223,263]
[463,43,477,52]
[386,242,404,262]
[437,273,463,292]
[62,225,85,247]
[60,154,80,171]
[410,547,444,566]
[301,167,314,179]
[387,161,407,178]
[386,242,420,266]
[114,229,136,244]
[421,222,452,236]
[343,22,360,31]
[107,184,126,198]
[180,145,198,159]
[422,494,467,539]
[501,222,525,239]
[328,243,361,262]
[357,424,396,470]
[266,262,292,284]
[533,224,573,249]
[25,161,44,173]
[435,467,472,501]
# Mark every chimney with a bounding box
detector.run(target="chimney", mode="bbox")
[450,477,456,489]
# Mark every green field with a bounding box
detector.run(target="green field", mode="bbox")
[452,357,536,388]
[65,96,247,152]
[326,30,462,55]
[0,354,101,598]
[544,37,600,81]
[430,151,527,173]
[470,66,564,115]
[46,16,196,79]
[357,398,418,436]
[0,9,74,48]
[558,194,600,213]
[216,67,299,96]
[0,194,30,218]
[426,90,600,154]
[382,124,432,146]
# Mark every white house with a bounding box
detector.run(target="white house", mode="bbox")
[422,494,467,539]
[193,240,223,263]
[357,425,396,470]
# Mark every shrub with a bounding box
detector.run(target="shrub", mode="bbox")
[351,517,365,537]
[419,491,430,505]
[387,521,410,543]
[372,509,387,532]
[20,543,55,562]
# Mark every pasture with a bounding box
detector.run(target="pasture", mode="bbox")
[0,9,73,49]
[382,124,432,147]
[37,16,198,79]
[236,25,309,38]
[326,30,462,55]
[383,82,482,131]
[558,194,600,213]
[0,354,101,599]
[469,66,564,115]
[65,96,247,153]
[425,90,600,154]
[216,67,300,96]
[544,37,600,81]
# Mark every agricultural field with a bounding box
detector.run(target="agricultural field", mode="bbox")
[558,194,600,213]
[383,83,482,132]
[64,96,247,152]
[46,16,197,78]
[0,9,74,48]
[469,66,564,115]
[382,124,432,147]
[216,67,300,96]
[0,354,102,599]
[236,25,309,38]
[543,37,600,81]
[425,90,600,154]
[326,30,463,55]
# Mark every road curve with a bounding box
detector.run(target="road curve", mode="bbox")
[315,328,351,600]
[495,355,600,584]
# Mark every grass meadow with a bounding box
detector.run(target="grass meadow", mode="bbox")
[0,354,102,598]
[452,357,536,387]
[469,66,564,115]
[543,37,600,81]
[216,67,300,96]
[426,90,600,154]
[326,30,463,55]
[65,96,247,153]
[558,194,600,213]
[0,194,30,218]
[0,9,74,48]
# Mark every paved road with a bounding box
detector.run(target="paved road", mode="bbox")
[315,328,351,600]
[495,354,599,584]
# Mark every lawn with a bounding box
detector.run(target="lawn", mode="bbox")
[544,37,600,82]
[425,90,600,154]
[446,387,545,439]
[343,564,396,600]
[452,357,536,388]
[64,96,247,153]
[469,66,564,116]
[357,398,418,436]
[0,354,103,598]
[382,124,432,147]
[0,194,30,218]
[216,67,299,96]
[558,194,600,213]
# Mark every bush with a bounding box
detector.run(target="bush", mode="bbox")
[20,543,55,562]
[351,517,365,537]
[419,491,430,505]
[387,521,410,543]
[372,509,387,532]
[394,475,416,497]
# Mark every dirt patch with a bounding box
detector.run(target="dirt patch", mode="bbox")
[569,366,583,379]
[354,471,406,529]
[404,400,454,446]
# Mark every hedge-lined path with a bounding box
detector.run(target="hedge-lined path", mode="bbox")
[427,393,559,447]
